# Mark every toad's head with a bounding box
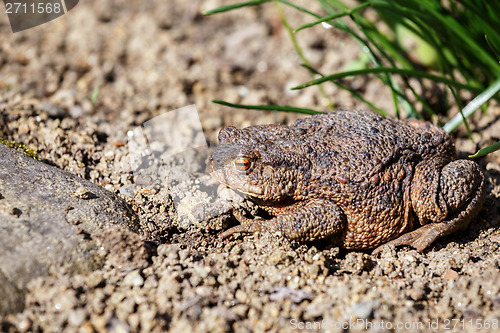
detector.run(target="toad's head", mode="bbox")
[207,125,310,204]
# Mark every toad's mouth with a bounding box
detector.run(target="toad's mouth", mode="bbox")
[207,158,264,197]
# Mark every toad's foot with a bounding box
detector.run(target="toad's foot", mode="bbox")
[372,223,444,254]
[220,209,274,238]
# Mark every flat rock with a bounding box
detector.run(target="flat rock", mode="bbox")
[0,144,140,315]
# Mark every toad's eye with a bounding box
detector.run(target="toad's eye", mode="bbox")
[234,156,254,173]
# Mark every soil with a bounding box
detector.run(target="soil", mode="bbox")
[1,0,499,332]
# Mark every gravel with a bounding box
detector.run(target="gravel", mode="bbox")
[1,0,499,332]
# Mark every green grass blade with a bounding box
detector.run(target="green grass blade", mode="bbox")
[469,141,500,158]
[294,2,371,33]
[320,0,348,11]
[300,64,387,116]
[443,77,500,133]
[274,1,333,108]
[371,0,500,77]
[485,34,500,61]
[91,86,99,104]
[273,2,308,70]
[212,100,321,115]
[429,10,500,76]
[202,0,270,15]
[276,0,321,17]
[292,67,480,92]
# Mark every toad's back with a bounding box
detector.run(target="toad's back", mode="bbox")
[288,110,455,183]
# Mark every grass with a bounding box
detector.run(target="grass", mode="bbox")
[203,0,500,155]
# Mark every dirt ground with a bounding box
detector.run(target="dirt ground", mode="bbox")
[1,0,499,332]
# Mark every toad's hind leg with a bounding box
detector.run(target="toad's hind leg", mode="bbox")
[222,199,347,242]
[373,160,485,254]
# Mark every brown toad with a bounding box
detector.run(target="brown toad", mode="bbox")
[208,110,485,252]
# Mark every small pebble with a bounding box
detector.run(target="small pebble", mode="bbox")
[123,270,144,287]
[351,300,379,319]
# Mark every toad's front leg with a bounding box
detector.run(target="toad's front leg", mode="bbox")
[222,199,347,242]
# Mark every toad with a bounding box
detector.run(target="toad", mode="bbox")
[207,110,485,252]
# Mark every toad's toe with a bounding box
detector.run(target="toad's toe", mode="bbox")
[372,223,444,254]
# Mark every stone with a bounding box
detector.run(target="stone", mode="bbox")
[0,144,139,315]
